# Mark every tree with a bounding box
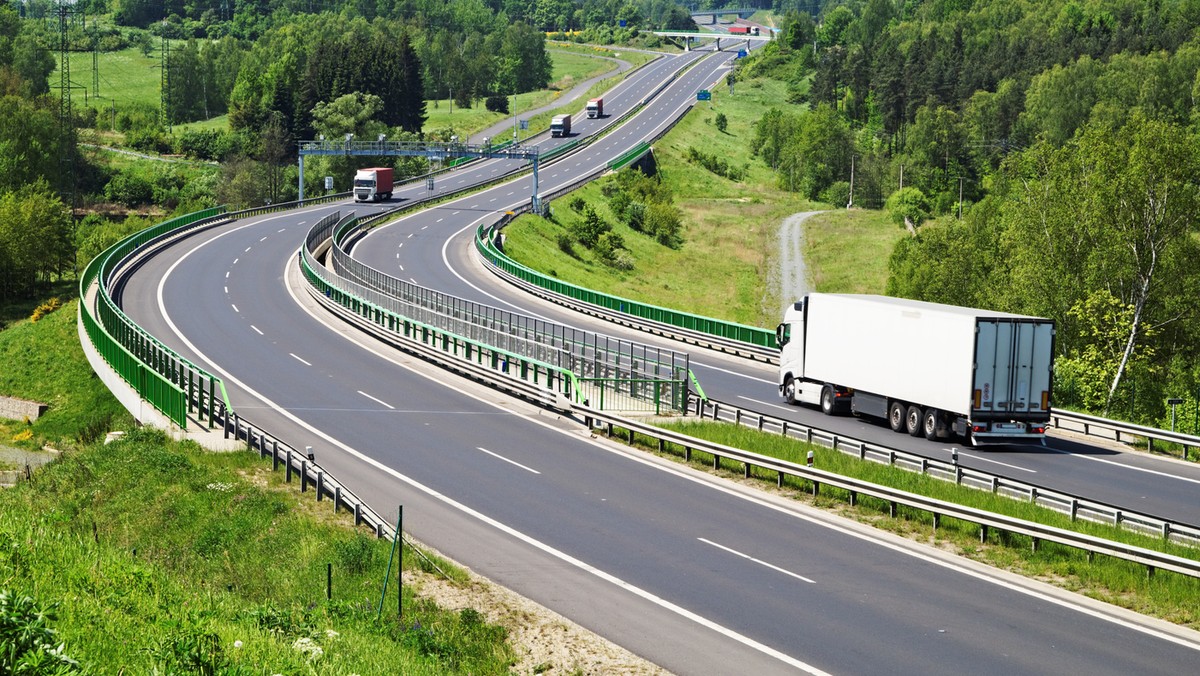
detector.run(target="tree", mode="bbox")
[884,187,929,232]
[0,181,73,301]
[714,112,728,133]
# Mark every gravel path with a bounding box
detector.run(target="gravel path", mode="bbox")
[776,211,824,313]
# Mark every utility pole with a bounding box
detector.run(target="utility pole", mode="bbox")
[956,176,964,219]
[847,155,855,208]
[898,164,904,191]
[160,20,171,133]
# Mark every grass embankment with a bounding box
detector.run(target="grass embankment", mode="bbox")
[501,75,901,327]
[636,419,1200,627]
[425,47,625,138]
[0,301,514,672]
[62,47,162,114]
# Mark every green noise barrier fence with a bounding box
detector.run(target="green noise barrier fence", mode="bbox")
[80,192,350,428]
[474,222,775,349]
[300,213,584,408]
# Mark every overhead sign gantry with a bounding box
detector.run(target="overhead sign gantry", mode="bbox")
[297,137,542,210]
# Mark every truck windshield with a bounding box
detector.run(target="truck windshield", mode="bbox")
[353,179,374,187]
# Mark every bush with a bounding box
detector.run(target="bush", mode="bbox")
[484,95,509,114]
[569,196,586,212]
[819,181,851,208]
[175,129,234,161]
[125,128,171,154]
[104,172,154,206]
[570,206,611,248]
[594,230,625,264]
[30,298,63,322]
[556,232,575,256]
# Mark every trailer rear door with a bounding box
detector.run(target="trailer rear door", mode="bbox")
[973,320,1054,419]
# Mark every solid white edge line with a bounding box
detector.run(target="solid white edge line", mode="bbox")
[477,446,541,474]
[698,537,815,584]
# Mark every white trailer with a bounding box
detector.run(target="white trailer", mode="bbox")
[777,294,1055,445]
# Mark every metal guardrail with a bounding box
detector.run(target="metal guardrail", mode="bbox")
[692,396,1200,548]
[332,216,691,410]
[300,213,580,410]
[583,406,1200,578]
[1051,409,1199,460]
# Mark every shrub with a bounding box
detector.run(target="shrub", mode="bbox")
[556,232,574,256]
[30,297,63,322]
[715,112,728,133]
[594,230,625,264]
[569,196,586,212]
[484,95,509,114]
[104,172,154,206]
[570,206,610,248]
[819,181,851,208]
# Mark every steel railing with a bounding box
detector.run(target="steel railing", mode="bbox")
[583,406,1200,578]
[692,395,1200,548]
[1051,409,1199,460]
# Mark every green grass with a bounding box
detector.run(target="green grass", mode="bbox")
[0,428,511,673]
[504,76,816,327]
[804,208,906,294]
[60,46,164,112]
[501,73,911,324]
[639,419,1200,628]
[424,47,652,140]
[0,299,132,446]
[0,294,516,672]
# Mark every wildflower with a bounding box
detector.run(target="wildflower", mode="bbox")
[324,629,339,639]
[234,640,243,649]
[292,637,324,661]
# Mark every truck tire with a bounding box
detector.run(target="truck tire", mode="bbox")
[922,408,939,440]
[820,385,836,415]
[888,401,906,432]
[783,377,797,405]
[906,405,924,437]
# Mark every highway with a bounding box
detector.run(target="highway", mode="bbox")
[113,47,1200,673]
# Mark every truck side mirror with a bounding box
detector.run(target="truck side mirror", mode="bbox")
[775,323,789,347]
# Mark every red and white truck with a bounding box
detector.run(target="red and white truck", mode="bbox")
[729,25,760,35]
[587,98,603,119]
[353,167,393,202]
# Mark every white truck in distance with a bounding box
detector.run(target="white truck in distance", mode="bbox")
[777,294,1055,445]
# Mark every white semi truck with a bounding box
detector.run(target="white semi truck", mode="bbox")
[777,294,1055,445]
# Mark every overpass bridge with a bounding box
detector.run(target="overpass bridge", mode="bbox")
[649,29,770,51]
[690,7,757,24]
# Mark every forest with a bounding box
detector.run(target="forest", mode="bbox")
[739,0,1200,426]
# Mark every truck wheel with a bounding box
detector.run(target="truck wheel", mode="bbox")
[820,385,837,415]
[906,405,924,437]
[922,408,939,440]
[783,377,797,405]
[888,401,906,432]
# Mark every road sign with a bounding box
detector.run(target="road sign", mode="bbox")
[426,176,434,191]
[697,90,711,101]
[324,176,333,191]
[737,50,747,58]
[619,19,627,27]
[519,119,529,130]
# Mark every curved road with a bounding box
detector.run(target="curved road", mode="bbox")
[115,48,1200,673]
